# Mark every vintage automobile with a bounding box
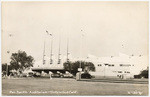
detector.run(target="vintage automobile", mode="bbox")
[51,73,62,78]
[61,73,73,78]
[81,72,92,79]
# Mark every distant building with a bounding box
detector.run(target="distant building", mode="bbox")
[31,53,148,79]
[87,53,148,79]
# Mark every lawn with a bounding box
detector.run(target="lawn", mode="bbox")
[2,78,148,96]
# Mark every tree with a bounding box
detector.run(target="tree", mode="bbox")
[10,50,34,72]
[2,63,7,72]
[63,61,72,72]
[140,67,148,78]
[63,61,95,76]
[2,63,14,76]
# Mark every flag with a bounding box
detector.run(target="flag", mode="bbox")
[46,30,49,34]
[46,30,52,36]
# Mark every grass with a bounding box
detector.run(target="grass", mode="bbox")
[2,77,148,96]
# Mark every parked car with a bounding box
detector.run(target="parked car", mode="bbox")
[61,73,73,78]
[22,73,27,77]
[81,72,92,79]
[134,75,141,79]
[33,72,41,77]
[27,72,34,77]
[51,73,61,78]
[21,72,34,77]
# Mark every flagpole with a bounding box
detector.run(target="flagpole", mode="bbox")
[46,30,53,65]
[50,33,53,65]
[67,34,69,62]
[43,32,46,65]
[58,32,61,64]
[67,32,71,72]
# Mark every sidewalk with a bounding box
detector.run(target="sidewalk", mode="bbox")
[79,78,148,84]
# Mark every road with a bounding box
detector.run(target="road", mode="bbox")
[2,78,148,96]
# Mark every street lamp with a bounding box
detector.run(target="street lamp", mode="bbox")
[6,51,10,77]
[79,29,84,69]
[78,29,85,80]
[6,33,13,77]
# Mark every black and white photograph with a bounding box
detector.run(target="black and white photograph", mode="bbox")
[1,1,149,96]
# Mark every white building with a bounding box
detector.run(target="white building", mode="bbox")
[87,53,148,79]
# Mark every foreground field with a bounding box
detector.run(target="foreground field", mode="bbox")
[2,78,148,96]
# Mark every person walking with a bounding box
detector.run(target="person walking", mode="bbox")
[49,71,52,80]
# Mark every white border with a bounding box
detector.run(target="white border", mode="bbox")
[0,0,149,97]
[0,0,150,1]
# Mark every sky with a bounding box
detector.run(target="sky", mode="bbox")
[1,1,149,63]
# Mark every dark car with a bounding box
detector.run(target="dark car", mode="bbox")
[27,72,34,77]
[81,72,92,79]
[134,75,141,79]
